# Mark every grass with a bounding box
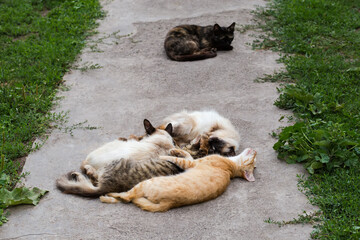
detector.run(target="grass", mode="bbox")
[0,0,104,225]
[254,0,360,238]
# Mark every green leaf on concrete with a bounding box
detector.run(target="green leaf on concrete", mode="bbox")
[0,187,48,208]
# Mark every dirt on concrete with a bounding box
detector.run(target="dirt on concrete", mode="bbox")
[0,1,317,239]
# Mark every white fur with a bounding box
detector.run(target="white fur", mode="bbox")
[162,110,240,150]
[84,131,174,171]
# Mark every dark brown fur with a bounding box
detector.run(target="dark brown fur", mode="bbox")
[164,23,235,61]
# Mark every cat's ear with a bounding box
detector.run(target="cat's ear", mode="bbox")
[244,170,255,182]
[228,22,235,32]
[144,119,156,135]
[213,24,221,33]
[164,123,173,136]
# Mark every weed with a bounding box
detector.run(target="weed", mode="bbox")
[0,0,104,225]
[265,211,322,227]
[74,62,103,72]
[255,0,360,238]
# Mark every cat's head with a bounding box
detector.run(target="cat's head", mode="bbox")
[212,22,235,49]
[231,148,256,181]
[207,126,240,157]
[143,119,175,148]
[208,136,237,156]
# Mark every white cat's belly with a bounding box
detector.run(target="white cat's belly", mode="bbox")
[85,140,134,170]
[84,138,170,170]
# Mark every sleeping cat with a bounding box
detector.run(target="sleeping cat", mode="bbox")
[56,156,186,197]
[56,120,191,197]
[164,22,235,61]
[100,148,256,212]
[160,110,240,157]
[80,119,174,180]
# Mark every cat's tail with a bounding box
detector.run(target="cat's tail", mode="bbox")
[167,49,217,61]
[56,171,104,197]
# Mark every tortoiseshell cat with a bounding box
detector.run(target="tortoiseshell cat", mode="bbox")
[164,22,235,61]
[100,148,256,212]
[56,120,192,197]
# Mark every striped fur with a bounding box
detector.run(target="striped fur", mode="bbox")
[100,148,256,212]
[56,158,183,197]
[56,120,189,197]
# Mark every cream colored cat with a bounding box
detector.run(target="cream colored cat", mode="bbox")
[100,148,256,212]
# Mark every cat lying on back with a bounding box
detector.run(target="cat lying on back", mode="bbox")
[100,148,256,212]
[56,120,191,197]
[164,23,235,61]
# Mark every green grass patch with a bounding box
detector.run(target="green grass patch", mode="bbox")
[0,0,104,225]
[254,0,360,238]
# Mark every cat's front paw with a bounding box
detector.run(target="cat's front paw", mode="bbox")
[169,148,187,158]
[128,135,143,141]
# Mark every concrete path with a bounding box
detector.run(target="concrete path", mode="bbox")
[1,1,316,239]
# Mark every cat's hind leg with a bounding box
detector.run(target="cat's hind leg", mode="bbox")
[106,183,144,203]
[83,165,98,181]
[132,198,172,212]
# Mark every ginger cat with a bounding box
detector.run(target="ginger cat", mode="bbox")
[100,148,256,212]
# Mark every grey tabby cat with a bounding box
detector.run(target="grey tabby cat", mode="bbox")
[57,157,184,197]
[56,120,192,197]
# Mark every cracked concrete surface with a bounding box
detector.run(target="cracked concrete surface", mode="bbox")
[0,0,317,239]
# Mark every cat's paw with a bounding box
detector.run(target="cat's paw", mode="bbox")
[100,195,119,204]
[128,135,143,141]
[67,171,87,182]
[170,148,194,160]
[108,192,131,203]
[169,148,187,158]
[67,171,80,181]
